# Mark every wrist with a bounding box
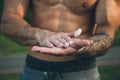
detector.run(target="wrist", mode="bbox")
[34,29,55,46]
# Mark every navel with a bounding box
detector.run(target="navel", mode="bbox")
[82,2,89,8]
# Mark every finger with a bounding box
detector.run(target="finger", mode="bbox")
[32,46,77,56]
[80,39,91,46]
[41,41,54,48]
[62,35,72,42]
[31,46,42,52]
[50,39,63,48]
[64,42,70,48]
[68,28,82,38]
[71,39,90,48]
[32,47,64,55]
[43,47,77,56]
[67,32,74,38]
[57,38,67,45]
[46,42,54,48]
[74,28,82,37]
[57,38,70,48]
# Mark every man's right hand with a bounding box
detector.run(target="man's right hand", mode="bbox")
[35,31,73,48]
[35,28,82,48]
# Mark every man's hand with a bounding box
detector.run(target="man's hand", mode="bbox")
[35,28,82,48]
[35,31,72,48]
[31,39,90,56]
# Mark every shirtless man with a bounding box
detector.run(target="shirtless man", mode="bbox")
[1,0,120,80]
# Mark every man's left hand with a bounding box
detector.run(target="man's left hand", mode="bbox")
[31,39,90,56]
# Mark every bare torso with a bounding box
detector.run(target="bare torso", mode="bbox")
[28,0,98,62]
[2,0,120,62]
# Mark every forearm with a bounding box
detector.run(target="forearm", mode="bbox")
[77,33,113,57]
[1,13,48,46]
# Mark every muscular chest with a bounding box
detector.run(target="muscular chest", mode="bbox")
[33,0,97,13]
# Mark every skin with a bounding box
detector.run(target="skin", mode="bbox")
[1,0,120,62]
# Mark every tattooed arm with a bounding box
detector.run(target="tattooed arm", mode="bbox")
[77,33,113,57]
[76,0,120,57]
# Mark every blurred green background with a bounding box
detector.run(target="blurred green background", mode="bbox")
[0,0,120,80]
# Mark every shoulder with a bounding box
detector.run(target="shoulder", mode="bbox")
[3,0,29,17]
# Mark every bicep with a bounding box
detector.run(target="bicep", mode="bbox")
[3,0,29,18]
[95,0,120,39]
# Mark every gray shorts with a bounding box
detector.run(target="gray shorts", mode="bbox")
[21,66,100,80]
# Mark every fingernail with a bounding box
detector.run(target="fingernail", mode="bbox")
[69,41,73,45]
[64,43,70,48]
[58,44,63,48]
[74,28,82,37]
[48,44,54,48]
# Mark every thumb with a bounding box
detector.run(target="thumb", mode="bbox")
[71,39,90,49]
[68,32,74,38]
[68,28,82,38]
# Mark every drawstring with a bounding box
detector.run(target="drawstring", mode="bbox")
[43,64,63,80]
[46,72,63,80]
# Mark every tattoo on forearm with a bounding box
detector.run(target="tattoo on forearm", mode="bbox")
[77,34,113,57]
